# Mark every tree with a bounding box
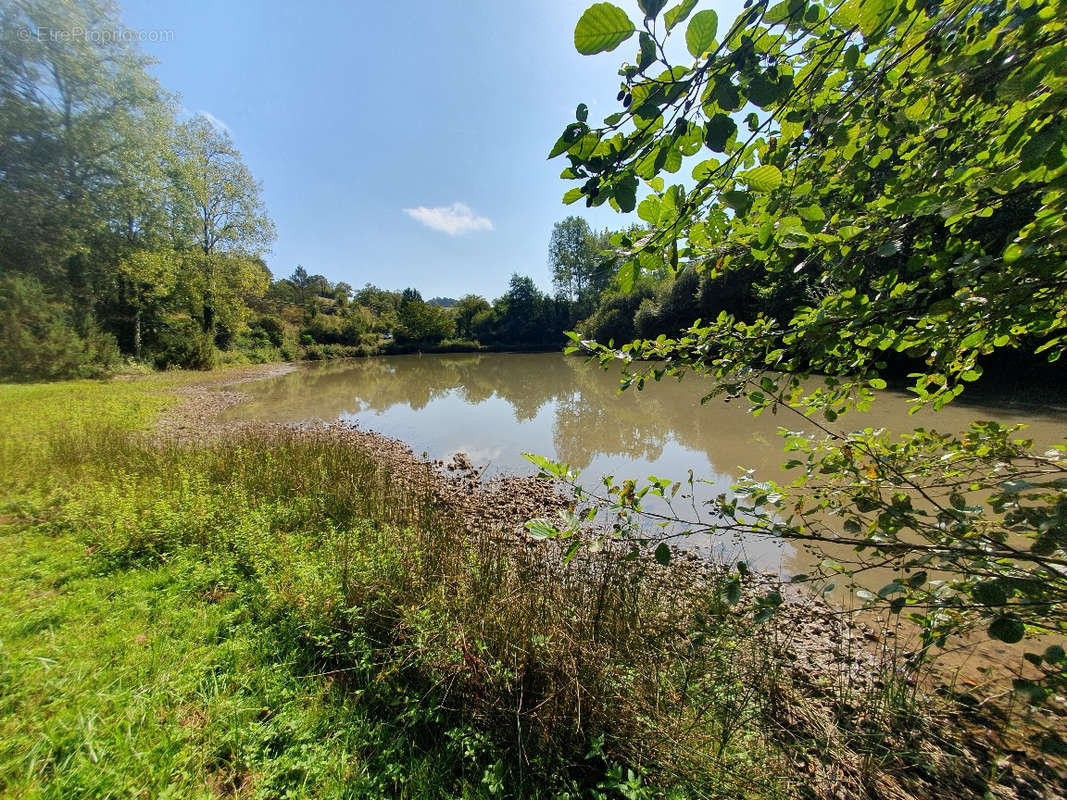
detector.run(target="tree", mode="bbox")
[454,294,492,339]
[115,250,177,358]
[395,296,455,345]
[0,0,289,373]
[549,0,1067,701]
[332,282,353,307]
[176,252,270,343]
[354,284,401,317]
[0,274,118,380]
[169,115,275,336]
[494,274,543,344]
[548,216,602,307]
[0,0,172,286]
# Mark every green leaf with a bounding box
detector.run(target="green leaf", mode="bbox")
[973,580,1007,606]
[562,187,584,205]
[574,3,636,55]
[613,174,639,213]
[746,74,786,108]
[765,0,805,24]
[638,0,668,19]
[617,260,638,293]
[740,165,783,192]
[840,0,895,38]
[724,578,742,605]
[721,189,752,215]
[1045,644,1066,663]
[685,9,718,58]
[664,0,698,31]
[637,195,662,224]
[654,542,671,565]
[704,113,736,153]
[576,103,588,122]
[691,158,720,181]
[797,204,825,222]
[638,32,656,70]
[988,614,1025,644]
[548,122,588,158]
[1003,242,1025,264]
[525,519,558,540]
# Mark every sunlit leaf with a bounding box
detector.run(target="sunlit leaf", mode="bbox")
[685,9,718,58]
[574,3,636,55]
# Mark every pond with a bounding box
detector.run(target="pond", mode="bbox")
[223,352,1067,574]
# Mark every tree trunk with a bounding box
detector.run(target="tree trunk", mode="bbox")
[133,308,141,359]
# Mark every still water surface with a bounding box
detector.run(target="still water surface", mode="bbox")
[224,353,1067,572]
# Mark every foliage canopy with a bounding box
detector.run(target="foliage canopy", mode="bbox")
[550,0,1067,710]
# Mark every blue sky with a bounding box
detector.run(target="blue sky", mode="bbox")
[121,0,744,299]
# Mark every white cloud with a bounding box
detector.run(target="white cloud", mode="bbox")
[403,202,493,236]
[195,109,231,134]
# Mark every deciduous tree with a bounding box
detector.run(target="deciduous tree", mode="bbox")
[546,0,1067,706]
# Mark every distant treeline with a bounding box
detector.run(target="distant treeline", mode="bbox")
[0,1,589,381]
[0,0,718,381]
[0,0,849,382]
[3,0,1050,386]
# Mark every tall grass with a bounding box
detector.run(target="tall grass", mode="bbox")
[5,376,1026,798]
[0,378,784,797]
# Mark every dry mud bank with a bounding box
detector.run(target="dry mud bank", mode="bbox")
[150,363,1064,800]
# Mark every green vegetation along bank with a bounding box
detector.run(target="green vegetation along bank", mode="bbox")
[0,367,1062,799]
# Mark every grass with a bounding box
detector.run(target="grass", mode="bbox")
[4,372,1046,799]
[0,373,786,799]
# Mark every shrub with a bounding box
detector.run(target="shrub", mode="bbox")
[578,287,653,345]
[435,338,481,352]
[249,315,285,347]
[150,318,216,370]
[301,312,366,346]
[0,274,120,381]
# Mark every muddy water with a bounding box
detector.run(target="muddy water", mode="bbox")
[223,353,1066,575]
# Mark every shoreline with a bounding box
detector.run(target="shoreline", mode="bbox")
[151,361,570,539]
[145,361,1064,799]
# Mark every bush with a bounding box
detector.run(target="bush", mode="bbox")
[633,297,660,339]
[0,275,120,381]
[249,315,285,347]
[301,312,366,346]
[150,318,216,370]
[578,287,653,345]
[234,319,287,364]
[435,338,481,352]
[394,299,455,345]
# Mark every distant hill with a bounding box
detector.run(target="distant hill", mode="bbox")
[427,297,458,307]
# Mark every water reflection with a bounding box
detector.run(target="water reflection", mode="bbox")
[225,353,1067,569]
[226,354,787,471]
